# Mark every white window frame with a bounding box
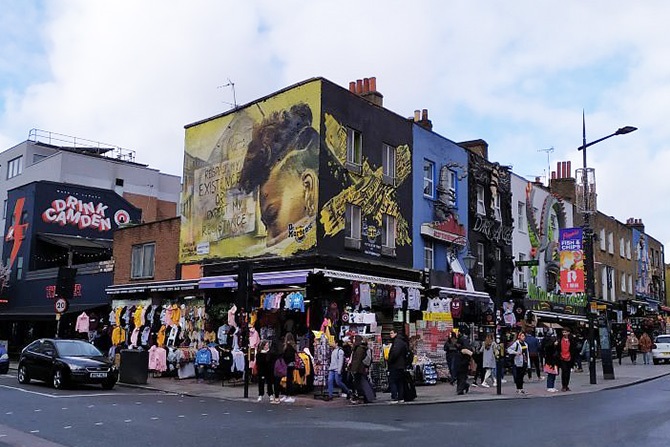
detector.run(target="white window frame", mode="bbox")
[381,214,396,249]
[424,240,434,270]
[517,252,526,287]
[627,274,633,294]
[345,203,362,241]
[7,156,23,179]
[621,272,626,293]
[131,243,155,279]
[382,143,396,185]
[346,127,362,167]
[600,229,606,251]
[608,232,614,254]
[423,160,435,198]
[476,185,486,215]
[476,242,485,277]
[626,240,631,259]
[619,237,625,257]
[601,266,608,300]
[493,193,501,221]
[443,168,457,207]
[517,201,525,233]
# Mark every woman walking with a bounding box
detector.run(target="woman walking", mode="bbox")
[479,334,497,387]
[626,332,639,365]
[506,332,530,394]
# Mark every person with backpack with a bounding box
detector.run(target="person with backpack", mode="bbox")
[387,328,409,404]
[506,331,530,394]
[349,336,374,403]
[325,339,351,401]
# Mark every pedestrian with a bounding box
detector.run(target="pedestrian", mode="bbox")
[325,339,351,401]
[580,338,590,369]
[273,333,297,404]
[479,334,497,387]
[574,332,584,372]
[542,330,559,392]
[349,336,373,403]
[525,331,543,381]
[387,328,409,403]
[255,340,275,402]
[443,331,459,385]
[626,332,639,365]
[614,333,625,365]
[507,332,530,394]
[639,332,653,365]
[471,337,484,386]
[557,327,578,392]
[455,329,473,395]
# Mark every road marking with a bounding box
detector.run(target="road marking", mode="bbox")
[64,426,72,429]
[178,415,185,418]
[112,403,117,406]
[95,422,103,426]
[30,430,39,433]
[5,412,12,415]
[135,402,142,405]
[246,410,252,413]
[223,412,230,415]
[0,384,168,399]
[87,405,94,408]
[151,417,159,420]
[201,413,208,416]
[0,434,7,437]
[124,420,132,423]
[61,408,68,410]
[34,409,42,412]
[157,400,163,403]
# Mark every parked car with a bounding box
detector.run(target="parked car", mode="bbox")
[17,338,118,389]
[0,345,9,374]
[652,335,670,365]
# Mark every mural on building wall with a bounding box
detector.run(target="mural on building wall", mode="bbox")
[633,229,652,298]
[180,83,320,262]
[319,113,411,253]
[525,183,567,292]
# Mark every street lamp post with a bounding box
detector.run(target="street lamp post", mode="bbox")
[578,123,637,385]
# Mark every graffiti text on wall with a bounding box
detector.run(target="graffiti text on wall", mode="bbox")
[473,215,513,245]
[42,195,128,232]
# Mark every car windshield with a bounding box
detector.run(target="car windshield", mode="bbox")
[655,336,670,344]
[55,341,103,357]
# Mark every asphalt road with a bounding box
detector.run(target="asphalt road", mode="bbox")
[1,373,670,447]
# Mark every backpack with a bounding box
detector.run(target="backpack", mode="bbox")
[362,347,373,367]
[405,348,414,367]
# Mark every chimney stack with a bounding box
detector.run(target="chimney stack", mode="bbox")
[549,160,577,203]
[412,108,432,131]
[349,76,383,107]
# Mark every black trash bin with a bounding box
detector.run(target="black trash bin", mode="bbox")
[119,349,149,384]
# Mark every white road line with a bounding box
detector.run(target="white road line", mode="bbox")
[87,405,94,408]
[151,417,159,420]
[61,408,68,410]
[223,412,230,415]
[34,409,42,412]
[0,434,7,437]
[64,426,72,429]
[177,415,185,418]
[201,413,208,416]
[124,420,132,423]
[95,422,103,426]
[30,430,39,433]
[5,412,12,415]
[0,384,170,399]
[246,410,252,413]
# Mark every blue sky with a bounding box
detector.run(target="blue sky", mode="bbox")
[1,0,669,249]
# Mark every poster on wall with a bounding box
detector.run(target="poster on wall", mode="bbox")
[632,229,652,299]
[180,81,321,262]
[559,227,584,293]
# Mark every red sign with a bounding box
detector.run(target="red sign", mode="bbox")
[46,284,82,299]
[420,215,466,245]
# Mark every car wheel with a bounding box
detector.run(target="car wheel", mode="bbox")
[17,364,31,384]
[653,359,660,365]
[101,380,116,390]
[52,368,68,390]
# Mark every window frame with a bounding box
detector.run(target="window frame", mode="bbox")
[424,240,434,271]
[423,160,435,198]
[382,143,397,185]
[7,156,23,179]
[517,252,526,287]
[517,201,525,233]
[345,127,362,170]
[131,242,156,279]
[381,213,396,256]
[476,242,485,277]
[493,193,501,221]
[600,229,606,251]
[344,203,362,249]
[608,232,614,254]
[476,185,486,215]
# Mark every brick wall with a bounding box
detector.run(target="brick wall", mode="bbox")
[122,192,178,222]
[112,217,180,284]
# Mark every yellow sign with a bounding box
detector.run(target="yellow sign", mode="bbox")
[422,312,453,322]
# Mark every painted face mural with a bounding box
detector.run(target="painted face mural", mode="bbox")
[319,113,411,248]
[180,83,319,262]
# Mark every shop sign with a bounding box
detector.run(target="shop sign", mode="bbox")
[46,284,82,299]
[362,219,381,257]
[559,228,584,293]
[42,194,131,232]
[422,311,453,322]
[420,216,466,245]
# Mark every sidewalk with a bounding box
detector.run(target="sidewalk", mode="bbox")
[8,360,670,407]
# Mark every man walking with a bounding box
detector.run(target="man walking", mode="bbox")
[525,331,542,381]
[387,328,409,403]
[557,327,578,392]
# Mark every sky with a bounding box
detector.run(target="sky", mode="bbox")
[0,0,668,248]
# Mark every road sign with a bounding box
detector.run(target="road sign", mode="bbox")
[54,298,68,314]
[515,260,539,267]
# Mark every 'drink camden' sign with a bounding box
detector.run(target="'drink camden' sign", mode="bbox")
[42,195,131,232]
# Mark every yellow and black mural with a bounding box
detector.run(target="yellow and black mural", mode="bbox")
[319,113,412,255]
[180,82,321,262]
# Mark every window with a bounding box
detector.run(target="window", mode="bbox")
[476,242,485,277]
[346,127,362,167]
[16,256,23,280]
[601,266,607,299]
[627,274,633,294]
[476,185,485,215]
[2,199,6,219]
[600,229,606,251]
[7,156,22,179]
[493,193,501,221]
[621,272,626,293]
[517,252,526,287]
[382,144,396,185]
[517,202,525,232]
[33,153,47,164]
[345,203,361,249]
[626,240,631,259]
[607,232,614,254]
[381,214,396,256]
[424,241,434,270]
[131,243,155,279]
[439,167,457,207]
[620,237,625,257]
[423,160,435,197]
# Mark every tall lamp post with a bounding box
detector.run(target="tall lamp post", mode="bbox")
[578,123,637,385]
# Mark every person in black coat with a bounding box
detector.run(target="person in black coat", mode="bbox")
[387,329,408,403]
[454,330,473,395]
[255,340,275,402]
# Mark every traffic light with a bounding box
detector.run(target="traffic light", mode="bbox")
[56,267,77,301]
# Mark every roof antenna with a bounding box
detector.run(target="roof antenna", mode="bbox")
[217,79,237,109]
[537,147,554,185]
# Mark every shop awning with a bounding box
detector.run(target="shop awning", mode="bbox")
[255,269,312,286]
[106,279,199,295]
[314,269,423,289]
[533,310,588,323]
[198,275,237,289]
[540,321,564,329]
[37,232,113,250]
[436,286,490,301]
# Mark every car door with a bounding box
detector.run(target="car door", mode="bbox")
[34,341,57,381]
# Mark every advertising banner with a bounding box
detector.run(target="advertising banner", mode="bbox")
[559,228,584,293]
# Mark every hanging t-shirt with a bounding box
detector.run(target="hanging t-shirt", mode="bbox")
[407,288,421,310]
[359,283,371,308]
[394,287,405,309]
[351,281,361,307]
[427,297,442,312]
[450,298,463,319]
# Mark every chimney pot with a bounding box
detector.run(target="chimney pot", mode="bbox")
[356,79,363,94]
[414,110,421,122]
[349,81,356,92]
[567,161,572,178]
[369,77,376,91]
[363,78,370,94]
[551,171,556,179]
[556,162,561,179]
[422,109,428,120]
